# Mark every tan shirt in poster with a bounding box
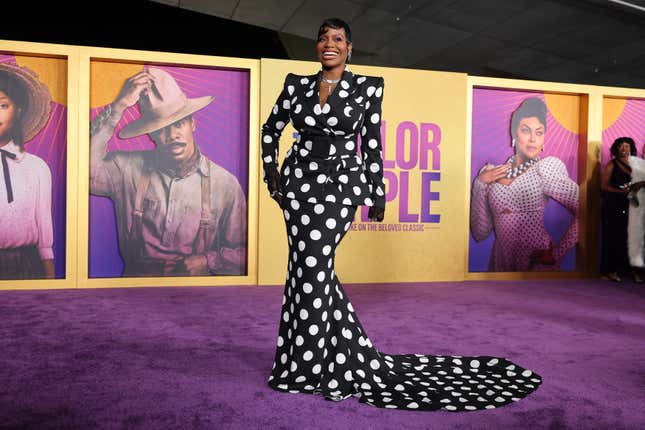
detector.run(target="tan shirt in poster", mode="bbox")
[90,106,247,276]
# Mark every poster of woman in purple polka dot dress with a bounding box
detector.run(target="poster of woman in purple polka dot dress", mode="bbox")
[469,89,580,272]
[89,62,249,278]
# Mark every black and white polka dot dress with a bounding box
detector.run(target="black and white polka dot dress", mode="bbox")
[261,70,542,411]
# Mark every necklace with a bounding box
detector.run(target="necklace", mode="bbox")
[320,77,339,94]
[506,155,539,178]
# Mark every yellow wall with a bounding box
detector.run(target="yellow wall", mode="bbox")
[2,39,645,289]
[258,59,468,285]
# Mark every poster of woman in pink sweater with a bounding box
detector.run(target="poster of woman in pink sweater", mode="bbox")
[0,61,57,279]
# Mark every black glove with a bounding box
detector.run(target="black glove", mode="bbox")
[368,206,385,222]
[265,166,284,208]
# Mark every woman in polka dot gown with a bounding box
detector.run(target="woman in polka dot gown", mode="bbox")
[261,18,542,411]
[471,97,579,272]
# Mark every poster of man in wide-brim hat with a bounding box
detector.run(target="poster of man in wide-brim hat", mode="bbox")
[0,62,55,279]
[90,66,247,277]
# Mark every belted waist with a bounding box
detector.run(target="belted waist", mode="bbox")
[291,147,361,168]
[299,132,349,144]
[297,133,353,158]
[284,133,365,190]
[287,149,362,189]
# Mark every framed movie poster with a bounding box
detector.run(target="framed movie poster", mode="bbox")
[468,86,583,273]
[78,47,259,288]
[0,40,78,289]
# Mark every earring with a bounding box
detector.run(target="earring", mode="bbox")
[512,138,516,147]
[347,51,352,63]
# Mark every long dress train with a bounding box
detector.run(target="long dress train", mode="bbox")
[267,198,542,411]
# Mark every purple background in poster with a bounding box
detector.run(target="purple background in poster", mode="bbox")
[469,88,579,272]
[89,65,250,278]
[1,55,67,278]
[601,98,645,165]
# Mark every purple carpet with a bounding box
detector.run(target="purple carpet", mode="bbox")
[1,280,644,429]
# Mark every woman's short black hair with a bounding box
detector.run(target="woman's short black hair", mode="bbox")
[0,70,28,148]
[610,136,637,158]
[317,18,352,43]
[510,97,547,139]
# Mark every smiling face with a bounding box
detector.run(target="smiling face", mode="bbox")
[616,142,632,159]
[515,116,545,161]
[0,90,21,146]
[149,116,196,164]
[316,26,352,70]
